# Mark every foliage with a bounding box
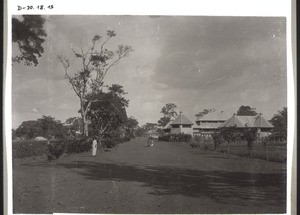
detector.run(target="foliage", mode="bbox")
[190,141,200,148]
[88,84,128,141]
[37,115,65,139]
[158,103,178,127]
[46,139,66,161]
[57,31,133,136]
[158,116,171,128]
[237,105,258,116]
[212,132,224,151]
[15,120,44,139]
[160,103,178,118]
[125,116,139,137]
[65,117,82,132]
[159,133,192,143]
[266,132,287,143]
[195,108,215,119]
[100,129,131,148]
[219,127,242,143]
[15,115,66,140]
[65,137,93,155]
[142,123,158,132]
[242,128,258,151]
[135,126,147,137]
[12,140,48,159]
[12,15,47,66]
[269,107,287,140]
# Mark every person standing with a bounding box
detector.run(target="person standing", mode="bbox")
[92,139,97,156]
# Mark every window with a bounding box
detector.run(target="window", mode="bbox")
[183,125,191,128]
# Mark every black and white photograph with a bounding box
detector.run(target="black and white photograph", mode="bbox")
[7,2,294,214]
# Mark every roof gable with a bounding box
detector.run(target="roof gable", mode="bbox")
[171,113,194,125]
[254,115,274,128]
[220,114,273,128]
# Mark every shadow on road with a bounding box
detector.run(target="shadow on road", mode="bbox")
[25,160,286,211]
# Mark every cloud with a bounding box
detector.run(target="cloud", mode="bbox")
[11,15,287,128]
[151,16,286,91]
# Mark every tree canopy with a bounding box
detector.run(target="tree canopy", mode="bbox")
[143,123,158,132]
[65,117,81,132]
[15,115,64,139]
[158,103,178,127]
[237,105,258,116]
[37,116,64,139]
[125,117,139,137]
[58,31,133,136]
[87,84,129,140]
[270,107,287,139]
[195,108,215,119]
[12,15,47,66]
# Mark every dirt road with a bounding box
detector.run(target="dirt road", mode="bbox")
[13,139,286,214]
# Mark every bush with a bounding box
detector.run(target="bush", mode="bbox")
[47,139,66,161]
[120,135,131,143]
[212,132,224,151]
[12,140,48,159]
[65,137,93,154]
[190,141,200,148]
[101,130,132,148]
[102,137,118,148]
[159,133,192,143]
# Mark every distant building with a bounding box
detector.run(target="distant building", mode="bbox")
[193,111,228,137]
[220,114,273,129]
[169,112,194,135]
[219,113,273,138]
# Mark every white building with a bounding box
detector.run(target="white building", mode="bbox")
[169,112,194,135]
[193,111,228,137]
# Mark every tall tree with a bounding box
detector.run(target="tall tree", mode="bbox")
[125,116,139,137]
[158,103,178,127]
[58,31,133,136]
[270,107,287,139]
[237,105,258,116]
[87,84,129,144]
[195,108,215,119]
[12,15,47,66]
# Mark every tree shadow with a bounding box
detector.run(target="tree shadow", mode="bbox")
[25,160,286,211]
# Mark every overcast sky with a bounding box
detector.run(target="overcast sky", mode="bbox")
[12,15,287,128]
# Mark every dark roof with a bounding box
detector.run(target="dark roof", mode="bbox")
[194,122,224,129]
[219,114,273,128]
[171,113,194,125]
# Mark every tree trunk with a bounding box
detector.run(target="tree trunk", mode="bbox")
[263,140,269,161]
[227,142,230,154]
[81,112,89,137]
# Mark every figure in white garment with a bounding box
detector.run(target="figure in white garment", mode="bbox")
[92,139,97,156]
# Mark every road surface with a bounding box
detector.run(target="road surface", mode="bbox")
[13,138,286,214]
